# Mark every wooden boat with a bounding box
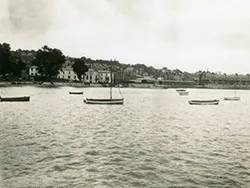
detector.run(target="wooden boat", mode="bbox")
[224,91,240,101]
[178,91,189,96]
[189,99,219,105]
[84,67,124,105]
[84,98,124,105]
[176,89,186,92]
[69,91,83,95]
[224,97,240,101]
[0,96,30,102]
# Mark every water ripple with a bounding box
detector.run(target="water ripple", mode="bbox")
[1,87,250,187]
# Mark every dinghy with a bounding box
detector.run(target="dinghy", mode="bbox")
[189,99,219,105]
[69,91,83,95]
[0,96,30,102]
[176,89,186,92]
[178,91,189,96]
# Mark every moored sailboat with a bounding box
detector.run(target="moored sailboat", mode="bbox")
[224,90,240,101]
[84,67,124,105]
[84,98,124,104]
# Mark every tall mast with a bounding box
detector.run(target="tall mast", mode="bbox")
[110,66,112,99]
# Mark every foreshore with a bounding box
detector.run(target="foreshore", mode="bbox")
[1,81,250,90]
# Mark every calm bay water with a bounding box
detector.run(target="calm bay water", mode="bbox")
[0,86,250,188]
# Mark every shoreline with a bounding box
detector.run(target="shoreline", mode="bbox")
[1,81,250,90]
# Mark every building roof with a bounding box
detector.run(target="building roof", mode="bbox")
[61,65,73,71]
[98,70,111,73]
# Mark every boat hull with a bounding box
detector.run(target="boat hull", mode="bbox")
[176,89,186,92]
[84,98,124,105]
[0,96,30,102]
[69,92,83,95]
[178,91,189,96]
[224,97,240,101]
[189,100,219,105]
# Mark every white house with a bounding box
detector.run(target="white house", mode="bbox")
[84,69,99,83]
[98,70,114,83]
[57,67,78,81]
[29,65,114,83]
[29,66,40,76]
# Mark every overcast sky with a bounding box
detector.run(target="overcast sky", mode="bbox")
[0,0,250,74]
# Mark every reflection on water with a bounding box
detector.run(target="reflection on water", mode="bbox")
[0,87,250,187]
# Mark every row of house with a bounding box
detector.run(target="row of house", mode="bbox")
[29,66,114,84]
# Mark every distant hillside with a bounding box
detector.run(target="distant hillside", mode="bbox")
[12,49,250,84]
[79,56,162,81]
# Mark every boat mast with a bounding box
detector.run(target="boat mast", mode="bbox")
[110,66,112,99]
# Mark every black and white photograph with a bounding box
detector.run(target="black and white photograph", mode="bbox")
[0,0,250,187]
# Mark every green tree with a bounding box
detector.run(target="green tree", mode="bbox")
[33,45,65,81]
[72,58,89,81]
[0,43,12,78]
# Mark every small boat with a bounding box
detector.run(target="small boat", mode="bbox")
[84,67,124,105]
[178,91,189,96]
[176,89,186,92]
[224,97,240,101]
[84,98,124,105]
[189,99,219,105]
[224,91,240,101]
[0,96,30,102]
[69,91,83,95]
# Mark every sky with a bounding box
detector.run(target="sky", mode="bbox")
[0,0,250,74]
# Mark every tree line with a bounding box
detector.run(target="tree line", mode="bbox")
[0,43,89,82]
[1,42,247,85]
[0,43,26,79]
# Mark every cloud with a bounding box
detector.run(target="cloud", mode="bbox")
[0,0,250,73]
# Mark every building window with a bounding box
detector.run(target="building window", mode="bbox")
[74,76,76,79]
[68,76,71,79]
[90,75,92,80]
[86,75,89,80]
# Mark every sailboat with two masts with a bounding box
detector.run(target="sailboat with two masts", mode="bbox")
[84,67,124,105]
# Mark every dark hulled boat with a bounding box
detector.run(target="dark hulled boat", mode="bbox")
[0,96,30,102]
[176,89,186,92]
[69,91,83,95]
